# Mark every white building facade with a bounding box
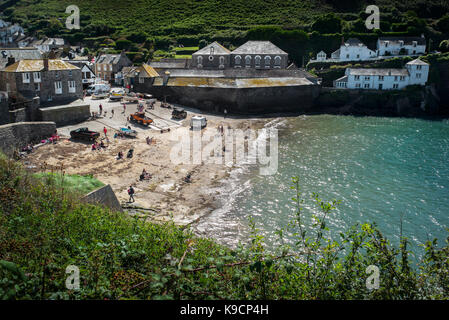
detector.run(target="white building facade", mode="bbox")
[334,59,429,90]
[377,36,426,57]
[331,38,376,62]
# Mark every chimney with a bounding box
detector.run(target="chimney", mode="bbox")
[43,58,49,71]
[6,57,15,67]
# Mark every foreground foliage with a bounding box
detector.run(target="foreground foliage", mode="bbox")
[0,157,447,299]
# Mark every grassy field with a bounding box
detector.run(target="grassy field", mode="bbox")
[33,172,105,195]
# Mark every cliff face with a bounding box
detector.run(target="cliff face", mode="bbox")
[314,84,447,118]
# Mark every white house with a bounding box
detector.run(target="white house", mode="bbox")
[331,38,376,62]
[377,36,426,57]
[334,58,429,90]
[316,50,327,61]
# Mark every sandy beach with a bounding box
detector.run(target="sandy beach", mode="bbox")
[21,96,270,225]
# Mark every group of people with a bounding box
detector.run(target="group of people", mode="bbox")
[139,169,152,181]
[117,148,134,160]
[91,139,107,151]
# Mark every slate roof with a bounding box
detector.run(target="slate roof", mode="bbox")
[407,58,428,65]
[3,59,79,72]
[347,68,409,76]
[378,37,426,46]
[96,54,123,64]
[344,38,364,46]
[141,64,159,77]
[193,41,231,55]
[232,41,287,55]
[0,48,42,69]
[335,75,348,82]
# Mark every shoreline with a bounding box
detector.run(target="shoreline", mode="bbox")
[20,97,273,228]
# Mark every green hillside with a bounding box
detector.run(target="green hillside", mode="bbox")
[1,0,448,64]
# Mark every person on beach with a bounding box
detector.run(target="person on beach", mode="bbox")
[103,126,107,137]
[128,185,135,203]
[111,109,114,118]
[117,151,124,160]
[123,103,126,114]
[99,104,103,115]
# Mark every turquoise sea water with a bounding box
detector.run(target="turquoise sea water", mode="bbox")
[194,115,449,259]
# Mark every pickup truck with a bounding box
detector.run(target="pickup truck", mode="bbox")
[130,112,153,126]
[70,128,100,141]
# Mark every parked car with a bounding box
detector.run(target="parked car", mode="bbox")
[123,92,139,103]
[109,88,125,101]
[130,112,153,126]
[190,116,207,130]
[172,107,187,120]
[70,128,100,141]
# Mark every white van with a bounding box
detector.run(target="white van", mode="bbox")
[86,83,110,95]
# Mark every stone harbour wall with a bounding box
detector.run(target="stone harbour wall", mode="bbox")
[0,121,56,156]
[82,184,123,212]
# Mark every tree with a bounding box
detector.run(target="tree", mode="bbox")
[437,14,449,33]
[198,39,208,49]
[439,40,449,53]
[312,14,342,34]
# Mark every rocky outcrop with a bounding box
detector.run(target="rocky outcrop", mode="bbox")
[315,85,445,117]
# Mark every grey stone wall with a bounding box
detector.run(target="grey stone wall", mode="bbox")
[39,101,90,126]
[0,121,56,156]
[140,83,321,114]
[82,184,123,212]
[9,107,26,122]
[0,95,8,125]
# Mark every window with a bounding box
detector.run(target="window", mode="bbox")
[264,56,271,68]
[55,72,59,78]
[364,83,370,89]
[208,55,214,61]
[379,76,384,81]
[274,56,281,68]
[55,81,62,94]
[355,83,361,88]
[33,72,41,83]
[416,73,421,79]
[197,56,203,68]
[364,76,370,81]
[379,84,383,90]
[34,83,40,91]
[22,72,30,83]
[245,55,251,67]
[234,55,241,67]
[255,56,261,67]
[68,70,72,77]
[417,65,422,70]
[394,76,398,81]
[103,64,106,71]
[393,84,399,89]
[355,75,360,81]
[219,56,225,67]
[109,65,112,71]
[139,77,144,84]
[400,76,405,81]
[357,54,360,59]
[68,80,76,93]
[346,54,350,59]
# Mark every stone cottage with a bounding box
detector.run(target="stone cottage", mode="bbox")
[95,51,132,84]
[0,59,83,104]
[191,41,231,69]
